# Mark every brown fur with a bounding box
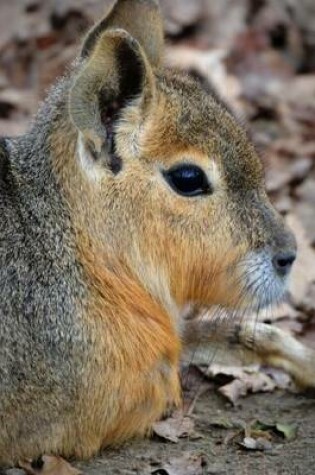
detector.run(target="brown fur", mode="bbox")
[0,0,314,466]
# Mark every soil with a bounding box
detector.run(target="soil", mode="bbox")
[74,389,315,475]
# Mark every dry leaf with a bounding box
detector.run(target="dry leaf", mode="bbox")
[0,119,29,137]
[160,0,205,35]
[251,420,298,441]
[261,367,292,389]
[294,203,315,247]
[239,436,273,451]
[19,456,82,475]
[239,419,296,451]
[286,214,315,307]
[165,46,242,113]
[206,364,277,404]
[220,372,276,405]
[153,411,200,443]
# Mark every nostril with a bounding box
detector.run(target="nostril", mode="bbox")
[272,251,296,276]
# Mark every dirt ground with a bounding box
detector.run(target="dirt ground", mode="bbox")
[1,1,315,474]
[73,389,315,475]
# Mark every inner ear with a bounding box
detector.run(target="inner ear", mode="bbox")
[99,40,146,149]
[99,41,148,174]
[116,40,146,104]
[69,30,155,164]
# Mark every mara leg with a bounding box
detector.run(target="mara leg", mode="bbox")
[183,312,315,388]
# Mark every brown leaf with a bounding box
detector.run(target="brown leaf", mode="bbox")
[286,215,315,307]
[262,367,292,390]
[0,119,29,137]
[0,89,37,117]
[221,372,276,405]
[206,364,277,404]
[0,3,21,50]
[294,178,315,246]
[294,203,315,247]
[153,411,200,443]
[205,0,249,50]
[160,0,205,36]
[19,456,82,475]
[265,155,294,193]
[165,46,242,114]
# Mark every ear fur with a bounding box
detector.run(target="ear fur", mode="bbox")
[81,0,164,68]
[69,1,162,172]
[69,29,155,155]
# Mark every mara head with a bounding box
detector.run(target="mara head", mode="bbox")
[60,0,296,316]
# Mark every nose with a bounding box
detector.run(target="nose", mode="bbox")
[272,251,296,277]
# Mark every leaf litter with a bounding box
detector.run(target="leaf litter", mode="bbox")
[153,411,202,443]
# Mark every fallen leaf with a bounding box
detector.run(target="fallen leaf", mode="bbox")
[165,46,242,114]
[286,215,315,307]
[205,364,277,404]
[295,178,315,204]
[294,203,315,247]
[153,411,201,443]
[160,0,205,36]
[251,420,298,441]
[0,119,29,136]
[239,436,273,451]
[276,423,298,441]
[0,88,37,116]
[19,456,82,475]
[265,154,295,193]
[205,0,249,50]
[220,373,276,404]
[261,367,292,390]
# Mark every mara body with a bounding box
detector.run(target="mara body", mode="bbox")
[0,0,314,467]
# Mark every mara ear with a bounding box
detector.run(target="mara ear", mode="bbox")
[81,0,164,68]
[69,29,155,161]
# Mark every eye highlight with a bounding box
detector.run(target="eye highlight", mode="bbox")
[163,164,212,197]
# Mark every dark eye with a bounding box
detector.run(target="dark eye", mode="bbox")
[163,164,212,197]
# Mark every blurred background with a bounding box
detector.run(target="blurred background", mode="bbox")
[1,0,314,346]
